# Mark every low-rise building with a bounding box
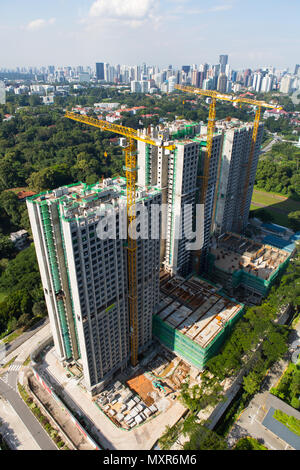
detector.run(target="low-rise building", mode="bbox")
[153,274,244,370]
[208,232,292,303]
[10,230,29,250]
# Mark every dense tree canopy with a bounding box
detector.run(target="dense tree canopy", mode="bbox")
[255,143,300,199]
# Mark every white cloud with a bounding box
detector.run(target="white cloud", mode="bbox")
[26,18,56,31]
[210,4,233,12]
[89,0,157,21]
[26,19,46,31]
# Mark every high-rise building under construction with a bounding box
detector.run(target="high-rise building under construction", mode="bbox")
[194,118,264,267]
[211,118,264,235]
[27,178,161,394]
[137,120,201,277]
[137,117,264,273]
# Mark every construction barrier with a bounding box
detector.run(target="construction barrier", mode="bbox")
[31,367,102,450]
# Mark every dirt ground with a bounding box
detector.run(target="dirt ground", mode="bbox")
[28,373,94,450]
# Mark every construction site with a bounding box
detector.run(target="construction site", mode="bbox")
[208,232,292,302]
[153,273,244,370]
[93,346,193,430]
[24,85,288,448]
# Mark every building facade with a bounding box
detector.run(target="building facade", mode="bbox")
[27,178,161,394]
[96,62,104,80]
[137,121,201,277]
[0,81,6,105]
[212,119,264,235]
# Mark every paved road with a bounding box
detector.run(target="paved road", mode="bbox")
[0,398,40,450]
[0,377,56,450]
[261,137,280,154]
[3,318,49,357]
[1,362,23,390]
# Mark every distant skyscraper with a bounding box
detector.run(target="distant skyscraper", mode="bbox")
[168,76,176,93]
[182,65,191,75]
[202,78,213,90]
[294,64,300,75]
[0,81,5,105]
[231,71,237,82]
[243,69,252,87]
[191,70,200,87]
[96,62,104,80]
[280,74,293,94]
[252,72,262,92]
[131,80,141,93]
[261,74,274,93]
[219,55,228,73]
[217,73,227,93]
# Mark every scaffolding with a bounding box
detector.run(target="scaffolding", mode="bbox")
[208,251,291,298]
[40,203,72,359]
[170,123,197,140]
[153,302,244,370]
[57,205,81,359]
[145,144,151,187]
[168,147,178,267]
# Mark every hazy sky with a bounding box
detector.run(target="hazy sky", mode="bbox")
[0,0,299,70]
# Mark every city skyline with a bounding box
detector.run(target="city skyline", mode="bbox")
[1,0,299,69]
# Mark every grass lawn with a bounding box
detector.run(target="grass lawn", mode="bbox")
[252,189,300,211]
[273,410,300,437]
[2,356,17,369]
[250,205,291,228]
[0,292,7,303]
[1,328,25,344]
[251,188,300,228]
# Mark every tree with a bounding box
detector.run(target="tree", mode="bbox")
[243,371,262,395]
[0,244,40,293]
[32,301,47,317]
[262,329,288,365]
[26,164,72,192]
[182,414,199,437]
[0,191,22,227]
[0,234,14,258]
[28,95,42,107]
[159,422,182,450]
[288,211,300,231]
[183,425,228,450]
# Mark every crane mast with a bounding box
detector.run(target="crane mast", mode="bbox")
[175,85,282,264]
[65,111,174,367]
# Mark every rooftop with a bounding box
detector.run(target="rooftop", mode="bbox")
[211,232,290,281]
[155,274,243,349]
[28,177,161,222]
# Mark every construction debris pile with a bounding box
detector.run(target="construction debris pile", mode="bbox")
[95,349,192,430]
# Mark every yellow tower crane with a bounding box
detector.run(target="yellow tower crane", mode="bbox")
[175,84,282,240]
[65,111,175,367]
